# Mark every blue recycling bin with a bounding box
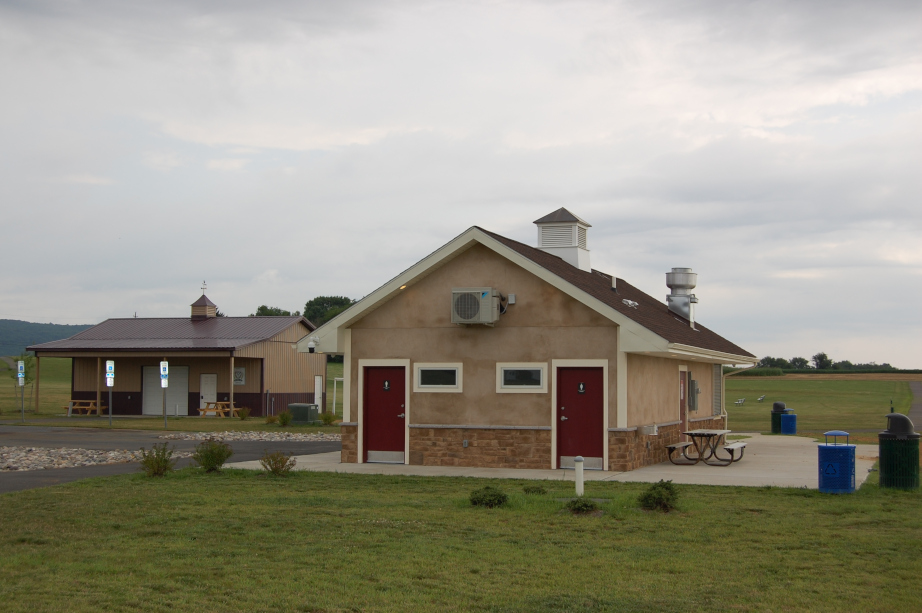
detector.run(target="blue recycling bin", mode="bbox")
[818,430,855,494]
[780,413,797,435]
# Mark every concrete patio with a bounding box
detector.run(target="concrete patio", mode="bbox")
[228,433,880,489]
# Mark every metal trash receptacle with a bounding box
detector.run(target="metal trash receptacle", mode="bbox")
[780,413,797,435]
[288,403,319,424]
[771,401,787,434]
[818,430,855,494]
[879,413,920,489]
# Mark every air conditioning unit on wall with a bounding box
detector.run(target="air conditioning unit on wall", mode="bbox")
[451,288,500,326]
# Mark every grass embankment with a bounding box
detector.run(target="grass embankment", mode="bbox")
[725,378,914,442]
[1,471,919,612]
[0,359,344,431]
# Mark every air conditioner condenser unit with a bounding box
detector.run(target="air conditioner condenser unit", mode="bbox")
[451,288,500,326]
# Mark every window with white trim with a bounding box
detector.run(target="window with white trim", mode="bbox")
[413,363,463,393]
[496,363,547,393]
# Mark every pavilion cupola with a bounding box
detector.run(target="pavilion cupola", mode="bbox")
[191,294,217,320]
[534,207,591,272]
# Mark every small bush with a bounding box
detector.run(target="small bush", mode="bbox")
[192,439,234,473]
[470,486,508,508]
[260,450,296,476]
[565,496,599,514]
[265,414,278,424]
[639,480,679,512]
[523,485,547,495]
[277,411,293,427]
[139,443,176,477]
[319,412,338,426]
[237,407,250,421]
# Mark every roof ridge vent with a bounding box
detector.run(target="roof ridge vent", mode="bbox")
[665,267,697,329]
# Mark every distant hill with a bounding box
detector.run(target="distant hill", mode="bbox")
[0,319,94,357]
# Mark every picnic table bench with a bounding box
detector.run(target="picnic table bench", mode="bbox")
[667,430,746,466]
[64,400,107,416]
[197,401,240,418]
[734,398,746,406]
[757,395,766,402]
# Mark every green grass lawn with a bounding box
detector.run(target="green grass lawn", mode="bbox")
[725,378,914,439]
[0,357,72,417]
[326,360,344,415]
[1,470,919,612]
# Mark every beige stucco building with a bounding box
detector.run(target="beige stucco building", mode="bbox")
[300,209,756,472]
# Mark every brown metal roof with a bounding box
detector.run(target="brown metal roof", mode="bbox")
[27,316,314,353]
[533,207,591,226]
[479,228,754,358]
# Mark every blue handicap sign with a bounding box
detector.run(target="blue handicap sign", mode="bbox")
[822,462,839,476]
[160,374,168,379]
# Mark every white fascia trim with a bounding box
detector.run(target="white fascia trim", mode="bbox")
[665,343,758,365]
[298,227,669,355]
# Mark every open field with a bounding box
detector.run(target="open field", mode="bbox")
[1,469,919,612]
[0,358,71,417]
[326,360,344,414]
[725,378,914,440]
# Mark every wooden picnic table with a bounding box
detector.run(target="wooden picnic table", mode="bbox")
[197,401,240,418]
[64,400,107,416]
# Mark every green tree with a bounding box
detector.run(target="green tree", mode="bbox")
[249,306,300,317]
[303,296,356,326]
[811,352,833,370]
[758,356,791,369]
[789,357,810,370]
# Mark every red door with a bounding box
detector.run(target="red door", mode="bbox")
[363,366,406,463]
[557,367,604,469]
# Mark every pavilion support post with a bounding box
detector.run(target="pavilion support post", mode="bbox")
[96,357,101,415]
[35,356,41,413]
[229,355,235,408]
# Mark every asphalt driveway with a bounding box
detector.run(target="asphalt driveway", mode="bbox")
[0,426,340,494]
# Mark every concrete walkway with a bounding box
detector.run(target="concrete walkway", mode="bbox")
[228,433,880,489]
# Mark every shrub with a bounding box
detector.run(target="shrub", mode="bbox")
[565,496,599,514]
[319,412,338,426]
[265,414,278,424]
[523,485,547,495]
[470,486,508,508]
[260,450,296,476]
[139,443,176,477]
[639,480,679,512]
[192,439,234,473]
[277,411,293,427]
[237,407,250,421]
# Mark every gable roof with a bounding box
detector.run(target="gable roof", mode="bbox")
[299,226,755,363]
[28,316,314,353]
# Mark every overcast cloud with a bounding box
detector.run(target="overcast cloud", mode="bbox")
[1,0,920,366]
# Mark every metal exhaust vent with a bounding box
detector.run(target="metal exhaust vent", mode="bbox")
[451,288,500,326]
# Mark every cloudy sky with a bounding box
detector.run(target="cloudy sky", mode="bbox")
[1,1,920,366]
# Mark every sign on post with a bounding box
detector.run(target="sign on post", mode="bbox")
[160,361,169,388]
[18,360,25,386]
[106,360,115,387]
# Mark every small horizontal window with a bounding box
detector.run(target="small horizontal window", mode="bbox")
[413,363,463,393]
[503,369,542,387]
[496,363,547,393]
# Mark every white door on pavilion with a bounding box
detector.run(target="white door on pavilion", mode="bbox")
[200,374,217,408]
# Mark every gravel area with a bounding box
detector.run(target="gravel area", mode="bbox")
[159,431,341,442]
[1,446,192,472]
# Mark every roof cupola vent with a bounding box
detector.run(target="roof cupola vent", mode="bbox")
[534,207,591,272]
[666,267,698,328]
[191,294,217,321]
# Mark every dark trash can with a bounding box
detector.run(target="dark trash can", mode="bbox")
[771,402,787,434]
[288,403,319,424]
[781,413,797,435]
[818,430,855,494]
[879,413,920,489]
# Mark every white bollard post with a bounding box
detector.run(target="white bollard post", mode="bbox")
[574,455,584,497]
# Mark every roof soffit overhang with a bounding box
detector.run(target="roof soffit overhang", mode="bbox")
[298,227,670,355]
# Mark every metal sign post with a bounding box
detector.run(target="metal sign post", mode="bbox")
[18,360,25,422]
[160,360,169,429]
[106,360,115,427]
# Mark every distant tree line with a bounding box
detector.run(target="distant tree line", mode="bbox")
[249,296,357,326]
[757,352,897,372]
